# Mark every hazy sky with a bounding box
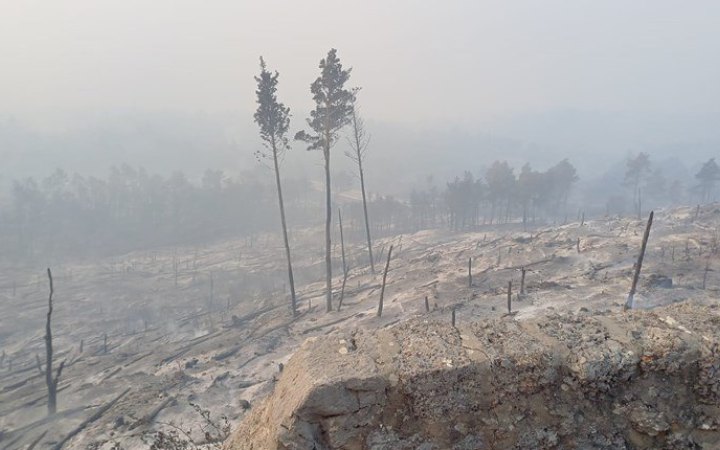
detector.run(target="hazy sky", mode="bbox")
[3,0,720,129]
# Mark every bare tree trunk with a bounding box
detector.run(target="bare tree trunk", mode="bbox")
[468,257,472,287]
[337,209,349,311]
[377,245,394,317]
[424,295,430,312]
[520,267,526,295]
[272,141,298,316]
[358,158,374,273]
[507,280,512,314]
[347,107,375,273]
[44,268,64,416]
[338,208,347,276]
[324,146,333,313]
[625,211,654,311]
[451,307,456,327]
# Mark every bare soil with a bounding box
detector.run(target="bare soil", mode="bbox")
[1,204,719,448]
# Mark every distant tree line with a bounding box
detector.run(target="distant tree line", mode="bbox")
[346,154,719,235]
[406,159,578,231]
[620,153,720,218]
[0,165,321,262]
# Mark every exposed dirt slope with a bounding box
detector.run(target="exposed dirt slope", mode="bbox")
[226,302,720,450]
[2,205,719,448]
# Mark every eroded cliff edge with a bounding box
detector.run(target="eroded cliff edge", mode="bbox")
[226,302,720,449]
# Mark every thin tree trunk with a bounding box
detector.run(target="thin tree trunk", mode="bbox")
[338,208,347,276]
[625,211,654,311]
[337,209,348,311]
[468,257,472,287]
[45,268,55,415]
[272,142,298,316]
[44,268,63,416]
[507,280,512,314]
[377,245,394,317]
[358,158,375,273]
[324,146,333,313]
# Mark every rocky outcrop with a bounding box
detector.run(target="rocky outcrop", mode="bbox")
[225,302,720,449]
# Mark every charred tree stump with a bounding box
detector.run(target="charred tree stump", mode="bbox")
[377,245,394,318]
[44,268,65,416]
[424,295,430,312]
[703,259,710,290]
[625,211,654,311]
[576,237,581,254]
[468,257,472,287]
[507,280,512,314]
[451,307,456,327]
[520,267,526,296]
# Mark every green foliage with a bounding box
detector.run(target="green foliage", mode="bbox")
[295,49,355,154]
[253,57,291,161]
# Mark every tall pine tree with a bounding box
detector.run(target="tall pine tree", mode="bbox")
[254,57,298,316]
[295,49,355,312]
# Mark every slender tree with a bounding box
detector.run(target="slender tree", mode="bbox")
[254,57,298,316]
[296,49,355,312]
[346,91,375,273]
